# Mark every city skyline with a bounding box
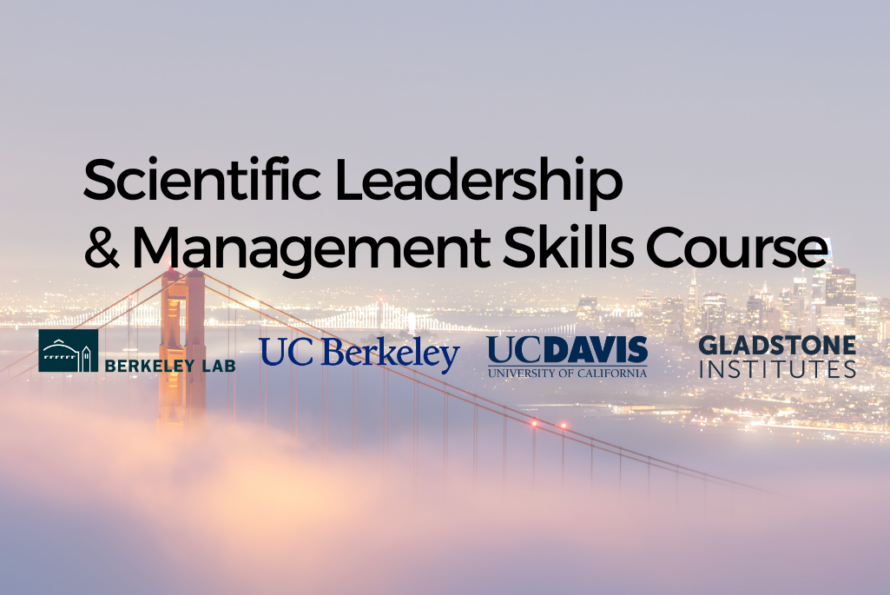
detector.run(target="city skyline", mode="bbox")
[5,246,886,340]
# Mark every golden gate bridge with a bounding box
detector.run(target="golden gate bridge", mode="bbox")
[0,269,781,506]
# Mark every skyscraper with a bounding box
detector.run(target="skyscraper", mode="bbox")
[686,269,700,334]
[781,287,805,333]
[826,267,857,327]
[793,275,808,304]
[811,237,834,305]
[701,292,727,333]
[746,295,764,328]
[819,305,846,336]
[881,298,890,341]
[759,281,774,310]
[856,295,881,341]
[662,297,685,337]
[636,294,663,336]
[761,307,782,335]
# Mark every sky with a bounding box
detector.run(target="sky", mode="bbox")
[0,0,888,304]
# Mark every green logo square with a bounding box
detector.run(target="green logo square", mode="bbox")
[38,329,99,373]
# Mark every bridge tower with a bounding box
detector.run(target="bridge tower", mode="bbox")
[158,268,207,431]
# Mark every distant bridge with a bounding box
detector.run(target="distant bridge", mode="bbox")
[23,297,575,335]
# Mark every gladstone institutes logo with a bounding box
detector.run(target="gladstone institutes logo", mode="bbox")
[38,329,99,373]
[487,335,648,379]
[697,334,857,379]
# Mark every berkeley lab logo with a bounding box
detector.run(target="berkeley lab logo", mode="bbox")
[487,335,648,378]
[38,329,99,373]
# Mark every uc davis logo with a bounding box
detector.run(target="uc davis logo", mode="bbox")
[38,329,99,373]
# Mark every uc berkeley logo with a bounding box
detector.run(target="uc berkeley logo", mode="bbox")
[38,329,99,373]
